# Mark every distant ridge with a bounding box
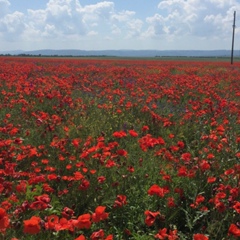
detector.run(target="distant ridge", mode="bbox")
[0,49,238,57]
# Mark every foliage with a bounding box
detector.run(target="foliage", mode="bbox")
[0,57,239,239]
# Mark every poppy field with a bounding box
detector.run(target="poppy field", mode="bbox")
[0,56,239,240]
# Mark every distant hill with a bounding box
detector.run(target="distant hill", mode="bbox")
[0,49,239,57]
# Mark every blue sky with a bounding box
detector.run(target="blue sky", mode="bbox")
[1,0,240,51]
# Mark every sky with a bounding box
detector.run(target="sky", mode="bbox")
[1,0,240,51]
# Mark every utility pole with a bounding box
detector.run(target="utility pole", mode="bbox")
[231,11,236,64]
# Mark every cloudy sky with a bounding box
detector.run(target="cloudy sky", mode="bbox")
[1,0,240,51]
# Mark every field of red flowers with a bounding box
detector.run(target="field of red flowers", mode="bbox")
[0,56,239,239]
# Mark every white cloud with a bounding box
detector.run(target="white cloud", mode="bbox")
[209,0,234,9]
[1,0,238,50]
[111,10,135,22]
[0,0,144,45]
[126,19,143,37]
[0,11,25,41]
[0,0,10,15]
[44,0,86,35]
[111,10,143,38]
[111,24,121,35]
[145,0,240,40]
[81,1,114,19]
[87,30,98,36]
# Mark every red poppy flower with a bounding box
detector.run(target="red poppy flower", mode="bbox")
[207,176,216,183]
[45,215,59,230]
[155,228,168,239]
[23,216,41,234]
[181,152,191,162]
[233,201,240,213]
[113,195,127,208]
[224,168,235,175]
[193,233,209,240]
[74,213,91,229]
[92,206,109,223]
[30,201,48,210]
[177,166,188,177]
[97,176,106,183]
[228,224,240,237]
[112,131,127,138]
[142,125,149,132]
[200,160,211,171]
[72,138,81,148]
[195,195,205,205]
[177,141,185,148]
[55,218,72,231]
[79,179,90,190]
[144,210,160,226]
[90,229,105,240]
[167,197,176,208]
[0,208,9,233]
[61,207,74,219]
[75,235,86,240]
[128,129,138,137]
[116,149,128,156]
[216,125,225,134]
[105,235,113,240]
[147,184,169,197]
